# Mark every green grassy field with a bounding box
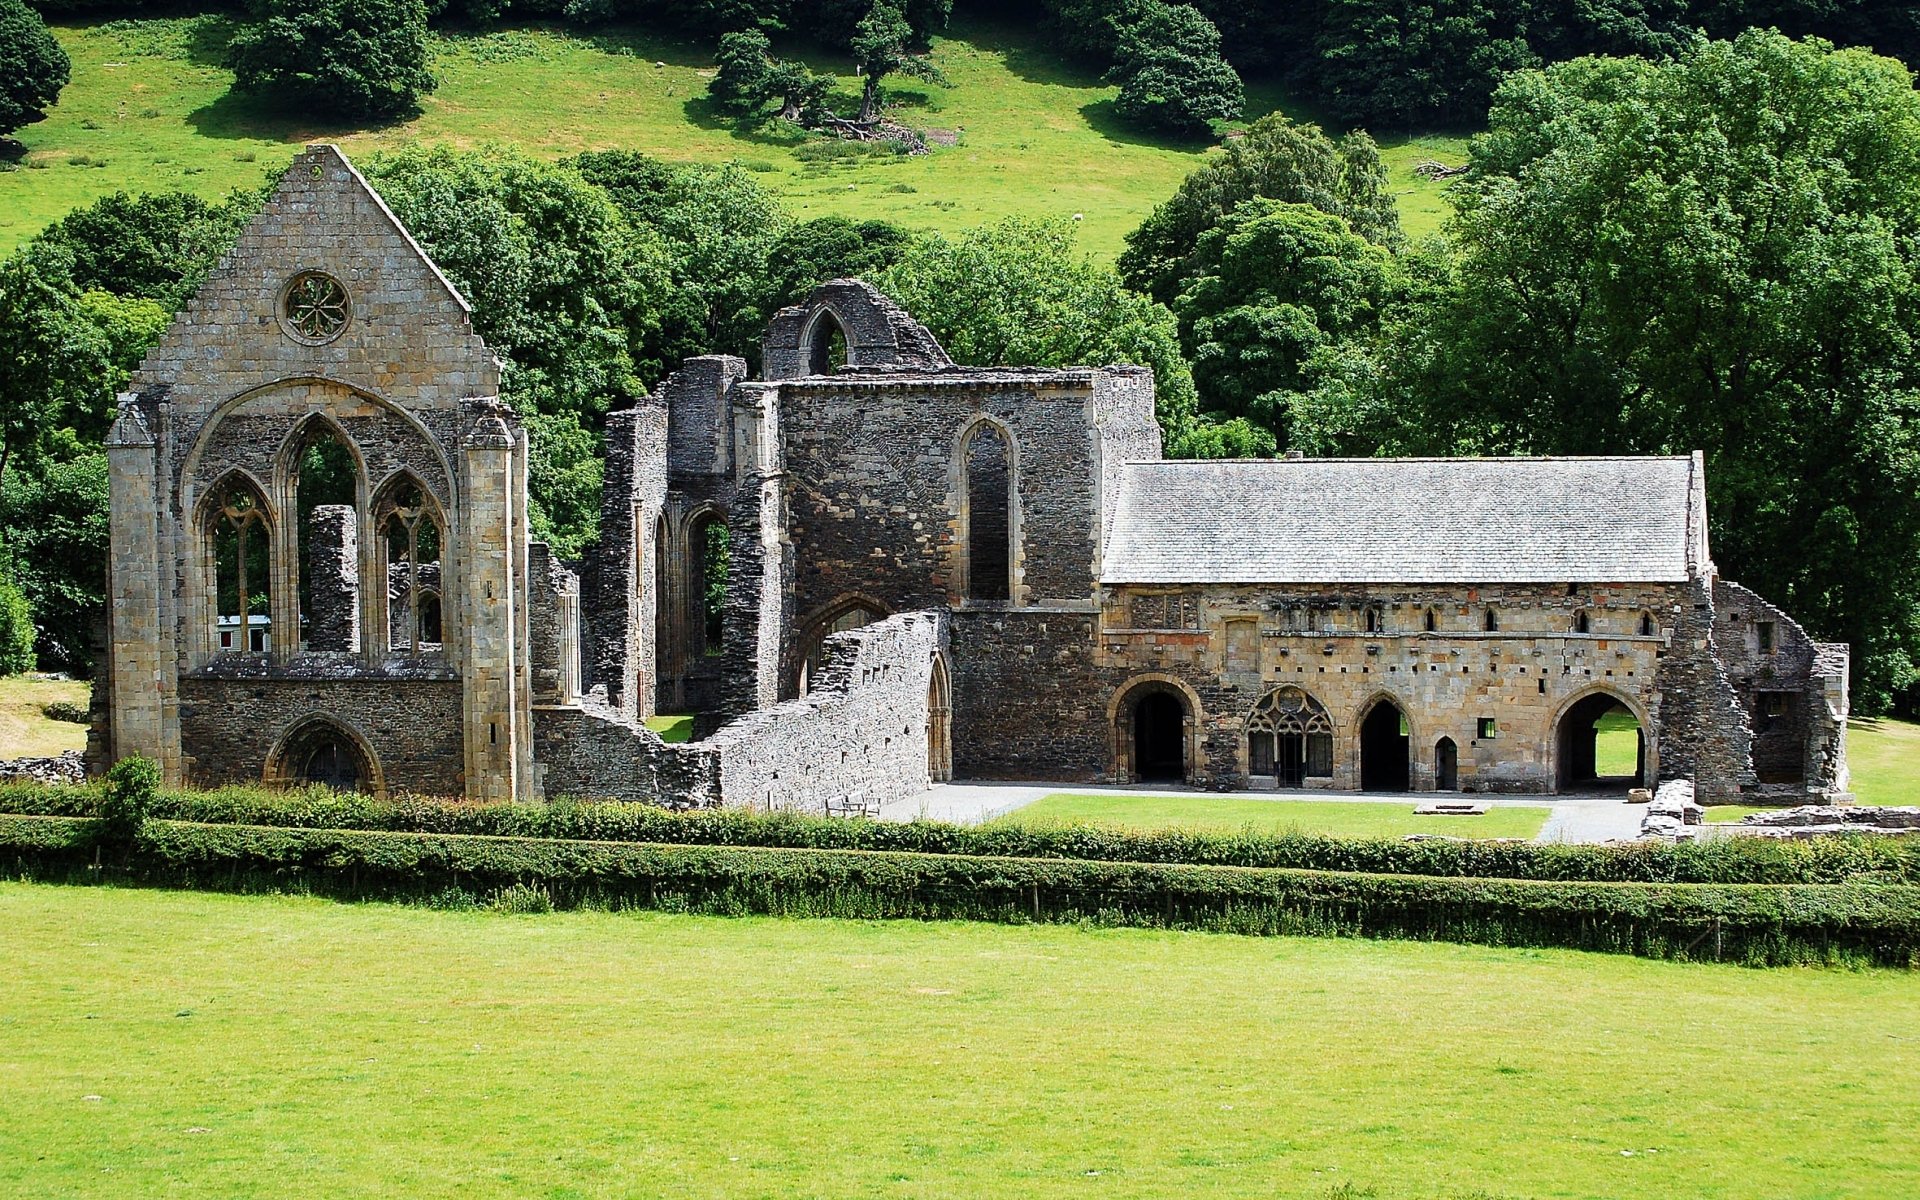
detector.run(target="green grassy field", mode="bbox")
[1004,794,1550,838]
[1594,708,1643,778]
[0,16,1465,259]
[2,883,1915,1199]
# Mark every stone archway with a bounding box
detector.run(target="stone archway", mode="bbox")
[1108,676,1200,785]
[1435,737,1459,791]
[927,653,953,782]
[1556,690,1646,791]
[266,716,383,796]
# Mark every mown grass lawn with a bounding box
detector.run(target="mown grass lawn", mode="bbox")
[643,712,694,742]
[2,883,1915,1199]
[1848,716,1920,806]
[1002,793,1550,839]
[0,675,89,758]
[1,16,1464,259]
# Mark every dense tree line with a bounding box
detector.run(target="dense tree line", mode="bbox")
[1025,0,1919,129]
[1135,34,1920,712]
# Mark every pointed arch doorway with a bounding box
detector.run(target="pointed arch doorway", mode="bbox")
[1359,699,1411,792]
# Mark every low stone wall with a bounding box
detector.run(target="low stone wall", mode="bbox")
[533,611,944,813]
[707,611,943,813]
[1640,779,1704,840]
[531,699,719,807]
[1734,806,1920,837]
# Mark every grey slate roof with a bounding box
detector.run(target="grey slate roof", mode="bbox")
[1101,456,1696,584]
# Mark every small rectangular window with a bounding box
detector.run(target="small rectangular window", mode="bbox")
[1761,693,1789,717]
[1756,621,1776,653]
[1477,717,1498,739]
[220,630,233,649]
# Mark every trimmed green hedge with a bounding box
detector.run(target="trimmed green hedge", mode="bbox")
[0,781,1914,887]
[5,815,1917,967]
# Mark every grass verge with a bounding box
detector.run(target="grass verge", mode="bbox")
[1002,793,1550,839]
[2,882,1918,1198]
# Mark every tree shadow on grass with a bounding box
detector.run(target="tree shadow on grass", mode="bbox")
[1078,98,1218,153]
[184,88,403,143]
[945,14,1110,91]
[679,96,813,149]
[577,24,720,69]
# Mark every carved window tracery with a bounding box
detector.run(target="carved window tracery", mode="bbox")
[378,479,444,654]
[1247,687,1334,786]
[283,272,350,343]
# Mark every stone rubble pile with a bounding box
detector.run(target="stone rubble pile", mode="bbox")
[0,750,85,785]
[1732,804,1920,839]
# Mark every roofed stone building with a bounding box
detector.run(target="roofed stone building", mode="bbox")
[94,146,1851,809]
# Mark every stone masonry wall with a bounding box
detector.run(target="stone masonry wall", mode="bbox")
[707,611,944,812]
[1655,578,1755,804]
[1713,579,1850,798]
[307,505,359,652]
[951,582,1688,791]
[178,676,464,794]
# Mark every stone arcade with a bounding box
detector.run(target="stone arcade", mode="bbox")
[94,146,1851,809]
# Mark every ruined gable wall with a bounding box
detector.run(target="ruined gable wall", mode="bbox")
[779,370,1108,627]
[1712,579,1849,797]
[130,145,496,430]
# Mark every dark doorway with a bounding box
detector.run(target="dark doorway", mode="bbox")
[1557,693,1645,790]
[300,738,362,791]
[1133,691,1186,781]
[1359,701,1410,792]
[1435,737,1458,791]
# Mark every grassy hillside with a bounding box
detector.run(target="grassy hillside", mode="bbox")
[0,15,1464,260]
[0,676,88,758]
[5,883,1918,1198]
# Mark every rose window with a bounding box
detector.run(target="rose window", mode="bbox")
[283,272,350,343]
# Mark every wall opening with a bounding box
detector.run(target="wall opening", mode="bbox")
[378,477,443,655]
[208,478,271,655]
[269,719,375,794]
[806,311,849,376]
[1556,692,1645,791]
[1359,700,1411,792]
[964,423,1012,602]
[692,512,730,656]
[1435,736,1458,790]
[295,425,359,653]
[927,653,953,782]
[1133,692,1187,782]
[1246,686,1333,787]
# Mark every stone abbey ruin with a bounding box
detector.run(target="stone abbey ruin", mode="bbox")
[96,146,1852,810]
